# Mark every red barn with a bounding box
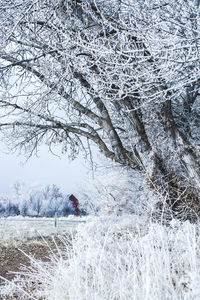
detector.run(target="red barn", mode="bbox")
[69,194,80,216]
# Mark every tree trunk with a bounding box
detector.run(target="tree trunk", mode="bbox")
[142,98,200,222]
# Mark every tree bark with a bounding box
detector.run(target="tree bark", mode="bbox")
[142,98,200,222]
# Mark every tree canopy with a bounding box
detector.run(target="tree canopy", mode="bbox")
[1,0,200,220]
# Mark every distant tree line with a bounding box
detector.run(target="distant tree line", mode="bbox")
[0,182,76,217]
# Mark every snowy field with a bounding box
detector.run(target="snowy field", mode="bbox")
[0,216,87,242]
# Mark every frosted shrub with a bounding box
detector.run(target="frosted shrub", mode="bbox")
[79,167,155,217]
[2,216,200,299]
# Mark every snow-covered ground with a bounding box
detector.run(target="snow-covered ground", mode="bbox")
[0,216,88,241]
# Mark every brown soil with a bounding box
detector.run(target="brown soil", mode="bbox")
[0,236,68,285]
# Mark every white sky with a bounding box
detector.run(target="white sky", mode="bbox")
[0,59,102,196]
[0,145,94,195]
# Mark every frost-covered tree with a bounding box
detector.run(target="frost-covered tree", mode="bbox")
[1,0,200,220]
[42,184,63,216]
[0,181,75,217]
[31,191,43,216]
[79,167,150,216]
[5,199,19,216]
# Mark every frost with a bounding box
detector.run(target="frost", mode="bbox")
[0,182,76,217]
[2,216,200,299]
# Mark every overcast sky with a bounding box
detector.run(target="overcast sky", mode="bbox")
[0,144,94,195]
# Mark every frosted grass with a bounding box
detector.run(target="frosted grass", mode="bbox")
[1,215,200,299]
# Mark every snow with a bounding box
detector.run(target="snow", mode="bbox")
[0,216,87,242]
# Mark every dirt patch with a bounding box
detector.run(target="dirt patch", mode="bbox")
[0,236,69,285]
